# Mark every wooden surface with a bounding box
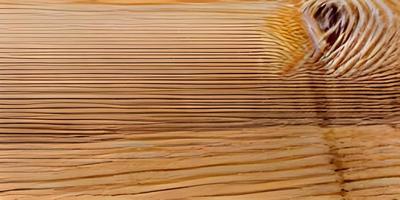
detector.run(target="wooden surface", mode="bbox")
[2,126,400,199]
[0,0,399,199]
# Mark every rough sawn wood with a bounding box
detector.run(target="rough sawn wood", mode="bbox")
[0,0,399,199]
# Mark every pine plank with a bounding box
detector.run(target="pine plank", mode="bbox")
[0,0,399,199]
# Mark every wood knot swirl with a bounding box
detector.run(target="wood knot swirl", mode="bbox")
[301,0,399,79]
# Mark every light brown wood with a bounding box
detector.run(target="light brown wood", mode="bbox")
[1,126,400,199]
[0,0,399,199]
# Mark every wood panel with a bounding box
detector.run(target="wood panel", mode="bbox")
[0,0,399,199]
[1,126,400,199]
[0,0,398,133]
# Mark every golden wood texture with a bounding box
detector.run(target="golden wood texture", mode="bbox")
[0,0,399,199]
[1,126,400,199]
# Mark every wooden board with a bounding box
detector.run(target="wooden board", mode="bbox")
[0,0,399,199]
[1,126,400,199]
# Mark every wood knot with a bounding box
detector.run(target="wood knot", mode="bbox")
[313,3,345,47]
[301,0,399,79]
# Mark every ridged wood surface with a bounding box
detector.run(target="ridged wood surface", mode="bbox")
[2,125,400,199]
[0,0,399,199]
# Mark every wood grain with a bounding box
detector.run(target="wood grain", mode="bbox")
[1,126,400,199]
[0,0,399,199]
[0,0,398,132]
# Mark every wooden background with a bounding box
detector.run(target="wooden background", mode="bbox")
[0,0,399,199]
